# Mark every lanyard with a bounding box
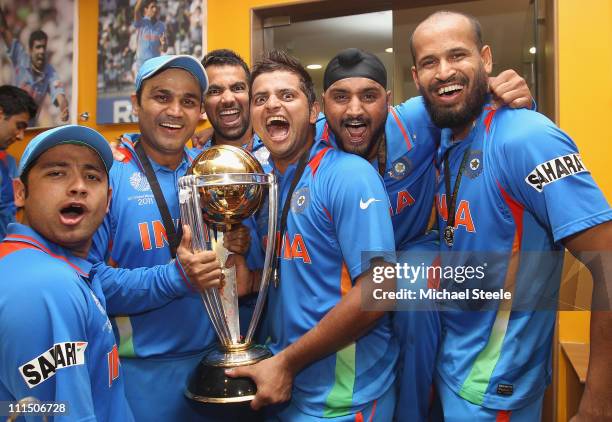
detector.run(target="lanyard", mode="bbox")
[376,134,387,177]
[134,141,180,258]
[443,147,471,247]
[273,146,311,287]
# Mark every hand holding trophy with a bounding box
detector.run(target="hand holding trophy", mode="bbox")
[178,145,277,403]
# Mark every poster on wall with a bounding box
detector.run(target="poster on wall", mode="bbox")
[0,0,76,128]
[96,0,206,124]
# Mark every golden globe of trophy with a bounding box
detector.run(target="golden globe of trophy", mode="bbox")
[178,145,277,403]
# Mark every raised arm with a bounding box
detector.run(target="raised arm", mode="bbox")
[563,221,612,421]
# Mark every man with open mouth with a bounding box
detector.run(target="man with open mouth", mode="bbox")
[318,47,533,421]
[224,49,398,421]
[0,125,223,421]
[1,26,70,124]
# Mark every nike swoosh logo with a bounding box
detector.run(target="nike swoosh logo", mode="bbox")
[360,198,382,209]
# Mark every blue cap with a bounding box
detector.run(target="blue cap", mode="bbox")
[135,55,208,94]
[18,125,113,176]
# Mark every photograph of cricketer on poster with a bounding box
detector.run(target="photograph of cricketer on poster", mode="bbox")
[96,0,205,124]
[0,0,75,128]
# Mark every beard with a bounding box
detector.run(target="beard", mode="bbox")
[210,114,249,142]
[420,66,489,130]
[331,115,387,160]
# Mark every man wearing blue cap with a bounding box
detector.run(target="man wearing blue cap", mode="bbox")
[89,55,247,421]
[0,124,225,420]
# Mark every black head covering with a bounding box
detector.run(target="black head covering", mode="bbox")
[323,48,387,90]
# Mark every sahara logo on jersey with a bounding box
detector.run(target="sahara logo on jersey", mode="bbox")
[19,341,88,388]
[525,153,587,192]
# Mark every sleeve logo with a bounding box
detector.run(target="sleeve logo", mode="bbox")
[19,341,88,388]
[525,153,587,192]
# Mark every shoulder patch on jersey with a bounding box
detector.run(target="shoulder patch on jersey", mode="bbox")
[129,171,151,192]
[291,187,310,214]
[525,153,587,192]
[464,150,483,179]
[253,146,270,167]
[389,156,412,180]
[19,341,88,388]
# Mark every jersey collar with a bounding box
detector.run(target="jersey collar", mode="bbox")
[437,102,493,166]
[198,133,259,152]
[3,223,93,277]
[120,133,193,173]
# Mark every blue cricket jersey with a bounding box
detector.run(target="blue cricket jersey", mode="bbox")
[0,151,17,239]
[0,224,133,422]
[90,134,216,420]
[134,17,165,67]
[9,40,65,111]
[315,96,440,249]
[434,104,612,409]
[251,136,398,417]
[90,134,215,357]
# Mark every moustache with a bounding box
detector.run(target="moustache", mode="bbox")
[429,75,469,93]
[341,118,368,126]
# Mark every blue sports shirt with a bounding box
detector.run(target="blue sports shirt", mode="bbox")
[0,152,17,239]
[134,17,165,67]
[90,134,215,359]
[251,136,398,417]
[315,97,440,249]
[0,224,134,421]
[8,40,65,111]
[434,105,612,409]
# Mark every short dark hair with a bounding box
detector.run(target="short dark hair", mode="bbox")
[250,49,316,107]
[143,0,157,8]
[28,30,48,50]
[410,11,483,65]
[0,85,37,119]
[202,49,250,79]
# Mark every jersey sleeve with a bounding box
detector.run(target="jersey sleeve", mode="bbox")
[0,268,96,420]
[322,154,396,280]
[8,39,28,68]
[394,96,441,149]
[91,260,194,316]
[90,169,120,263]
[496,109,612,242]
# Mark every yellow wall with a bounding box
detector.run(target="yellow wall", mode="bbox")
[556,0,612,347]
[558,0,612,201]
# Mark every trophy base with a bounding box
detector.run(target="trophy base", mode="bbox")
[185,344,272,403]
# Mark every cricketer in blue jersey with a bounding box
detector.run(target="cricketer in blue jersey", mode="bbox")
[318,48,534,421]
[90,55,251,421]
[224,50,398,421]
[133,0,167,71]
[0,85,37,239]
[411,11,612,420]
[0,125,134,421]
[0,29,69,124]
[1,124,228,421]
